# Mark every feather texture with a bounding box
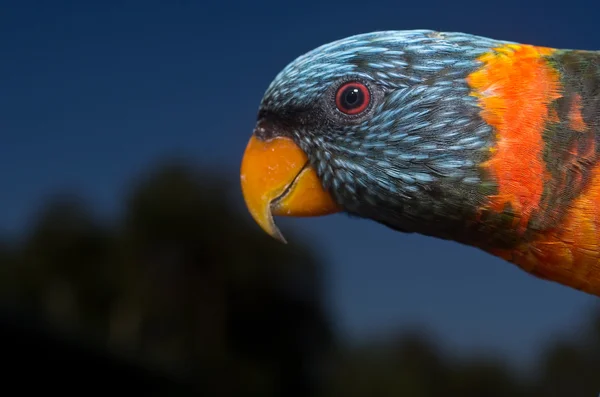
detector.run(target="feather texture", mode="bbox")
[257,30,600,296]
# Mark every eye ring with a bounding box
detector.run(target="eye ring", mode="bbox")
[335,81,371,115]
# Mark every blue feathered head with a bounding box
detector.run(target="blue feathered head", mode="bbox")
[242,30,506,241]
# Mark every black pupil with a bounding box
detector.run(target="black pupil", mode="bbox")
[342,86,363,109]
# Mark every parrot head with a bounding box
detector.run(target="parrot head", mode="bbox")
[240,30,600,298]
[241,30,505,243]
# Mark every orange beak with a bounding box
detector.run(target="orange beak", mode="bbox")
[240,134,341,243]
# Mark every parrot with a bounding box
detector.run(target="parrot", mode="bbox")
[239,30,600,297]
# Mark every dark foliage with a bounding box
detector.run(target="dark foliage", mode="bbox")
[0,160,598,396]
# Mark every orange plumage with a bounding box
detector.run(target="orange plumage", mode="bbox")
[468,44,600,296]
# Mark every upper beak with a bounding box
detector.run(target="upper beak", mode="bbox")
[240,132,340,243]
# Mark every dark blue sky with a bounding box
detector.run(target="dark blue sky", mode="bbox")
[2,1,599,367]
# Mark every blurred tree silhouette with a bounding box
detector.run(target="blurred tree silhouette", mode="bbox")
[534,315,600,397]
[0,160,598,396]
[0,160,333,396]
[322,332,527,397]
[321,320,599,397]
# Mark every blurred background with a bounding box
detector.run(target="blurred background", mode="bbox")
[1,1,599,395]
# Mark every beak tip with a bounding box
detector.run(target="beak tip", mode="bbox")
[262,213,288,244]
[244,197,288,244]
[274,233,288,245]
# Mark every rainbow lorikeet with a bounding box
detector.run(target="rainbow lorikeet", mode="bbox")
[240,30,600,297]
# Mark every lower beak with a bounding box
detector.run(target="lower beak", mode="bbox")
[240,135,340,243]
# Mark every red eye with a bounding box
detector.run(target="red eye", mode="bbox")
[335,82,370,115]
